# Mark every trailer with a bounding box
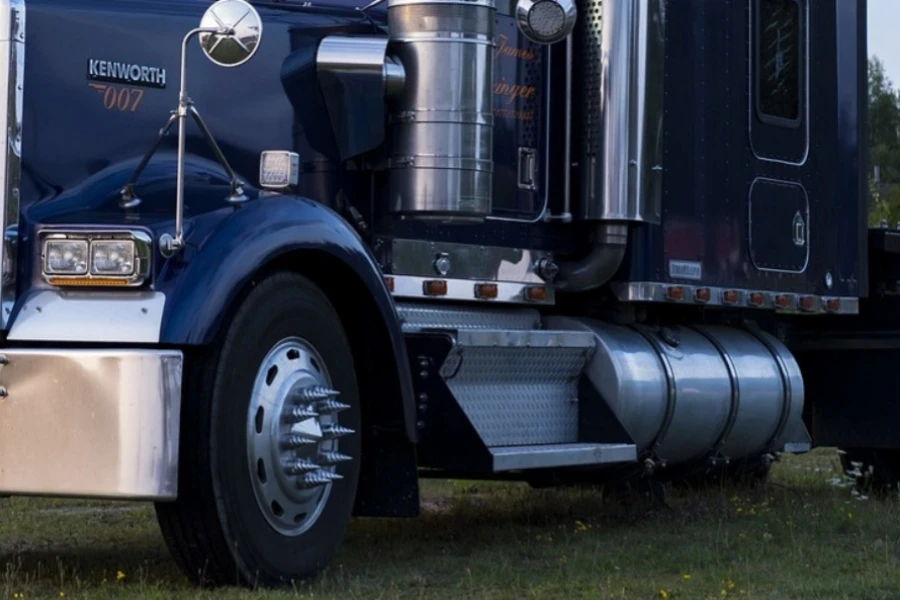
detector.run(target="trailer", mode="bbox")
[0,0,885,587]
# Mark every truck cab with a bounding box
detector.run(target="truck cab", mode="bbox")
[0,0,880,588]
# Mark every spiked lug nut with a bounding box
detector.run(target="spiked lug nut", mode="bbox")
[317,399,351,414]
[284,406,319,422]
[318,451,352,466]
[280,433,318,449]
[283,459,322,475]
[321,424,354,440]
[298,470,344,488]
[294,385,340,402]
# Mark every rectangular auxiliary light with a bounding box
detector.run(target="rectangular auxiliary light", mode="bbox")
[259,151,300,191]
[40,230,152,287]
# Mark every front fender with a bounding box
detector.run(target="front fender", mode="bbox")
[157,194,416,441]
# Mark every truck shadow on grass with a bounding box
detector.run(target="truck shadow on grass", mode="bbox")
[0,452,895,599]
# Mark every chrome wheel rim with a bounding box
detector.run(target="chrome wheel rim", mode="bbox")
[247,337,353,536]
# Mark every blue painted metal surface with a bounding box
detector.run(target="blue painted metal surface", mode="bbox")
[17,0,416,439]
[618,0,866,298]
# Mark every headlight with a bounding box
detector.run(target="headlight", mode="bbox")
[90,240,136,276]
[44,240,89,275]
[40,230,152,287]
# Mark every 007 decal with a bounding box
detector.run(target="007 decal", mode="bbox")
[88,83,144,113]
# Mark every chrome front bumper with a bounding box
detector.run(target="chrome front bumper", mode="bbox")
[0,348,182,500]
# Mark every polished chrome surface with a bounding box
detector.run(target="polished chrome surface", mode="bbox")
[198,0,262,68]
[546,317,806,467]
[38,230,152,286]
[515,0,576,45]
[490,442,636,471]
[8,290,165,343]
[457,328,594,349]
[387,0,497,221]
[389,238,552,284]
[0,348,182,499]
[612,281,860,315]
[247,337,352,536]
[579,0,665,223]
[396,301,541,332]
[317,35,405,161]
[555,222,627,292]
[0,1,24,327]
[389,275,555,305]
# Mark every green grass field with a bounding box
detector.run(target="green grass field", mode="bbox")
[0,448,895,599]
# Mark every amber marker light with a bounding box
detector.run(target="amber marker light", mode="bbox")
[748,292,765,307]
[525,286,548,302]
[694,288,711,303]
[825,298,841,313]
[384,276,395,292]
[474,283,499,299]
[774,294,791,309]
[665,286,684,301]
[422,280,448,296]
[722,290,740,305]
[47,277,130,287]
[798,296,816,312]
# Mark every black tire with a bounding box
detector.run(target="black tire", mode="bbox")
[155,271,361,587]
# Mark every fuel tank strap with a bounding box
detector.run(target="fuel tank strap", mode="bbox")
[690,326,741,459]
[743,328,795,452]
[630,325,677,462]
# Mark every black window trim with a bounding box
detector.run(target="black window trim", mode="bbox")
[753,0,806,130]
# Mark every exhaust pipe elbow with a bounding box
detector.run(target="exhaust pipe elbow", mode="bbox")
[555,223,628,292]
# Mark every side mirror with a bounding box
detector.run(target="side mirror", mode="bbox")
[198,0,263,67]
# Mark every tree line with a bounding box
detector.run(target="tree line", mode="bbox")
[869,56,900,226]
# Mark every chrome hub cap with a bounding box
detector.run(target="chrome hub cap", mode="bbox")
[247,337,353,535]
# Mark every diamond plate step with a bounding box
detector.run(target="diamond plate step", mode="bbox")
[439,329,596,447]
[490,443,637,472]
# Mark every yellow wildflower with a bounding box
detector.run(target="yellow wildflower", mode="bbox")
[683,573,691,580]
[116,570,126,581]
[659,589,669,599]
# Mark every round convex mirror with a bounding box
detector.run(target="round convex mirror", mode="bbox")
[199,0,263,67]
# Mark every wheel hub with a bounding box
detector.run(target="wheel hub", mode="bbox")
[247,337,353,536]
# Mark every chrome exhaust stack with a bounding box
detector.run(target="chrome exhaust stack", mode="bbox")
[386,0,497,222]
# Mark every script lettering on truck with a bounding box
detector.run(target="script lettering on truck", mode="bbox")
[87,59,167,89]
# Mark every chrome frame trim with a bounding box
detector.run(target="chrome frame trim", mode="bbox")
[38,229,153,286]
[613,281,859,315]
[388,274,555,305]
[0,347,182,500]
[747,177,810,274]
[389,238,554,284]
[0,0,24,327]
[8,289,166,343]
[747,0,810,166]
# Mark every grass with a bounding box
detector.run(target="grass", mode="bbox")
[0,448,896,599]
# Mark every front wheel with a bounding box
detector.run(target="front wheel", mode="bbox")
[155,271,361,587]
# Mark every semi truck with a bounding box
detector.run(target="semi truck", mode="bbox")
[0,0,883,588]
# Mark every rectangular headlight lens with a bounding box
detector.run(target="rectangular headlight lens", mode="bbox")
[90,240,136,275]
[44,240,89,275]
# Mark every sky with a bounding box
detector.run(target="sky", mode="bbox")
[869,0,900,85]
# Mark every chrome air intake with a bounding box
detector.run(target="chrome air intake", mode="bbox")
[578,0,665,223]
[387,0,496,222]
